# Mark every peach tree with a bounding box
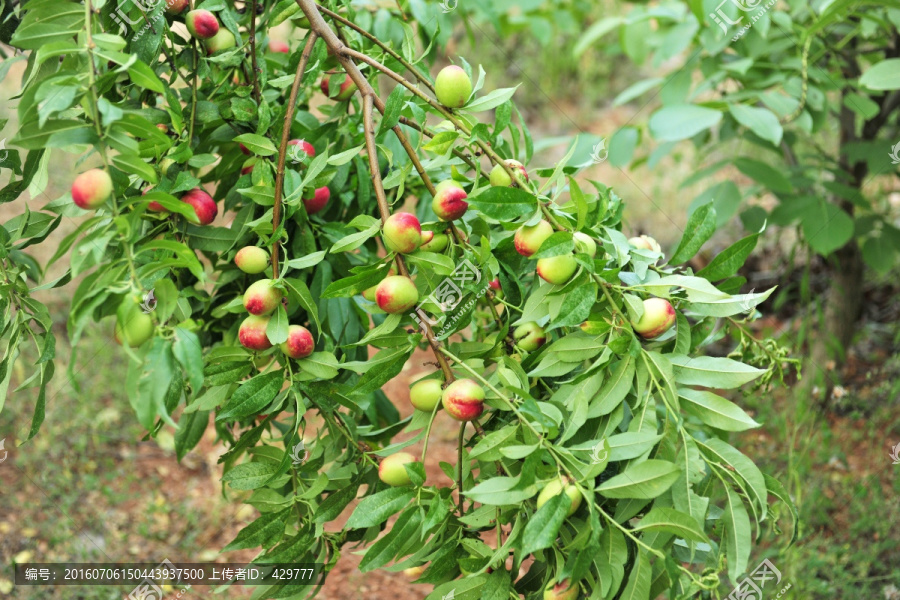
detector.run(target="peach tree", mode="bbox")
[0,0,797,598]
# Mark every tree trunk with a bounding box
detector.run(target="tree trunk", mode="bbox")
[807,94,867,397]
[808,239,864,380]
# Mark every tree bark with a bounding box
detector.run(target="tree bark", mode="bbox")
[808,96,866,396]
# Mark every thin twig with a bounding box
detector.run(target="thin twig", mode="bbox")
[457,422,466,514]
[272,32,319,278]
[316,4,433,92]
[249,0,262,104]
[189,40,199,142]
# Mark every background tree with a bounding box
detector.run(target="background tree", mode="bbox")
[576,0,900,388]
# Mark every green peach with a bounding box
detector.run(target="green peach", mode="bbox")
[205,27,235,53]
[489,159,528,187]
[243,278,283,316]
[514,321,547,352]
[434,65,472,108]
[628,235,662,253]
[409,378,443,412]
[379,452,418,486]
[280,324,314,359]
[544,579,579,600]
[71,169,112,209]
[420,232,449,253]
[375,276,418,314]
[432,185,469,221]
[186,9,219,40]
[514,219,553,257]
[536,477,581,516]
[234,246,269,274]
[114,299,154,347]
[536,255,577,285]
[631,297,676,339]
[382,212,422,254]
[441,378,485,421]
[573,232,597,257]
[238,314,272,350]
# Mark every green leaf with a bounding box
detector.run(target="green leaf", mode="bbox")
[377,85,406,137]
[862,234,897,274]
[613,78,665,107]
[283,278,320,334]
[285,251,326,271]
[722,484,751,584]
[184,225,238,252]
[358,508,422,572]
[172,327,204,393]
[422,131,460,155]
[734,158,793,194]
[406,251,457,276]
[597,460,680,499]
[607,432,663,461]
[470,186,537,220]
[326,144,365,166]
[648,105,722,142]
[696,231,760,281]
[330,221,381,253]
[112,153,157,184]
[266,304,289,345]
[548,283,598,331]
[9,1,82,49]
[698,438,767,520]
[346,488,415,529]
[223,508,289,551]
[465,475,536,505]
[174,409,208,460]
[728,104,783,145]
[520,492,571,556]
[669,355,765,389]
[619,551,651,600]
[531,232,574,259]
[464,85,520,112]
[679,388,760,431]
[632,507,709,542]
[669,203,716,264]
[573,16,625,57]
[297,352,339,379]
[589,356,634,417]
[128,61,165,94]
[217,371,284,421]
[222,462,280,490]
[609,127,639,167]
[204,361,251,386]
[315,483,361,523]
[860,58,900,90]
[801,201,854,256]
[234,133,277,156]
[763,473,799,544]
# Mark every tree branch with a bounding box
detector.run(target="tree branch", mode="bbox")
[272,31,319,279]
[315,3,434,93]
[249,0,262,104]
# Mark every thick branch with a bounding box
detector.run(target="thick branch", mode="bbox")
[272,32,319,278]
[362,94,455,382]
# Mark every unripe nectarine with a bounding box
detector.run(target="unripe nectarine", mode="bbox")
[71,169,112,209]
[441,378,485,421]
